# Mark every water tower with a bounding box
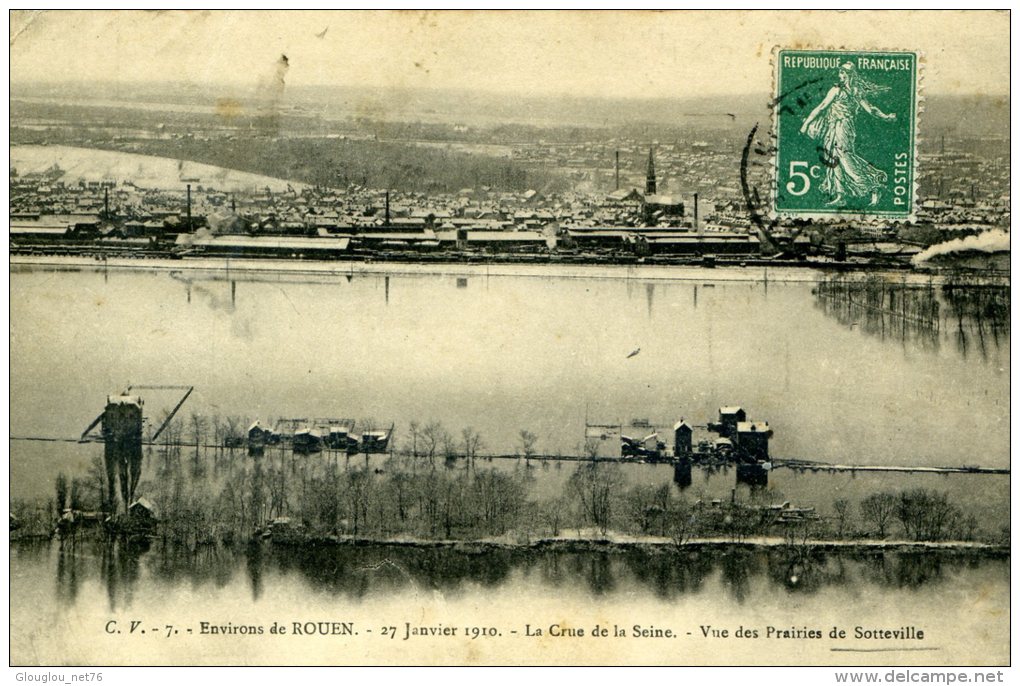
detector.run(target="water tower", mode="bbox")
[81,385,193,513]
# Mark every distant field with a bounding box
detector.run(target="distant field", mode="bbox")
[10,145,303,192]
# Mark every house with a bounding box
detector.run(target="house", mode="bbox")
[129,497,157,522]
[360,428,392,453]
[673,420,693,456]
[714,406,746,438]
[734,421,772,462]
[248,421,268,445]
[293,428,323,454]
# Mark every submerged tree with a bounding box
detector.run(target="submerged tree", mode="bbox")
[54,473,68,513]
[462,427,484,468]
[519,430,538,461]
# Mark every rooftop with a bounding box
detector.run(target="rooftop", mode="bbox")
[737,421,771,434]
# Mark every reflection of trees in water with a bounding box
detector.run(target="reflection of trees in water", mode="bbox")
[622,550,712,600]
[764,549,850,595]
[28,540,1006,609]
[533,549,569,588]
[261,545,521,600]
[247,542,264,601]
[55,539,144,612]
[943,279,1010,362]
[146,543,236,595]
[859,552,947,589]
[559,552,616,596]
[719,549,762,604]
[815,276,941,353]
[56,540,87,604]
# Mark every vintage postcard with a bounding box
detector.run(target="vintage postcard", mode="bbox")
[8,10,1010,669]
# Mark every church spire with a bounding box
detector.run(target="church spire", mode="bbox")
[646,146,657,195]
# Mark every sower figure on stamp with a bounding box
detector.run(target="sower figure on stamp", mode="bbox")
[799,62,897,207]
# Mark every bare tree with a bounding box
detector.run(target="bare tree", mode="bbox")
[441,429,458,460]
[54,473,68,513]
[896,489,960,542]
[669,500,698,548]
[224,416,242,451]
[407,421,421,458]
[189,411,209,477]
[462,427,483,470]
[833,498,852,539]
[210,415,223,460]
[568,462,622,535]
[542,497,567,537]
[420,421,444,464]
[519,430,538,462]
[346,468,372,536]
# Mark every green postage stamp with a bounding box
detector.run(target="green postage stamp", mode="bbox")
[773,49,919,220]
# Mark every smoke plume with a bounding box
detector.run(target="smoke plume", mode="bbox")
[911,229,1010,266]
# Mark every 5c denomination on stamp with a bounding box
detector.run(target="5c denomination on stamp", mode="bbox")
[773,49,919,221]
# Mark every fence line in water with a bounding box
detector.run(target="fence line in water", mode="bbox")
[9,436,1009,475]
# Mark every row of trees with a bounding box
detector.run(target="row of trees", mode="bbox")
[51,446,992,548]
[46,410,996,547]
[854,490,979,542]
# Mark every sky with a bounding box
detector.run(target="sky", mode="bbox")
[9,10,1010,98]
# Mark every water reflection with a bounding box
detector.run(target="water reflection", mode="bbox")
[11,269,1010,485]
[814,275,1009,360]
[22,539,1007,611]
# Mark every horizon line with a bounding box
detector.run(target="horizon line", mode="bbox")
[9,79,1008,101]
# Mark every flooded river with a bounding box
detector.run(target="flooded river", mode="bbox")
[10,261,1008,463]
[9,259,1009,665]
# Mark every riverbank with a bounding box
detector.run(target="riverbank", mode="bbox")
[9,253,973,285]
[263,531,1010,556]
[16,528,1008,557]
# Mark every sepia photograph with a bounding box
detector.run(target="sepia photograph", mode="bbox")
[7,10,1011,669]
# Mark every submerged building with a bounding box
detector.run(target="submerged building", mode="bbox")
[102,394,144,513]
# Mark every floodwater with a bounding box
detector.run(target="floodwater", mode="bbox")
[9,539,1009,665]
[9,261,1010,515]
[10,261,1009,462]
[9,260,1010,665]
[9,145,302,192]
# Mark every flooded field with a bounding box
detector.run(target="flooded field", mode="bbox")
[11,262,1009,467]
[10,145,302,192]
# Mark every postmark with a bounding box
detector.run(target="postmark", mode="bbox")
[773,49,919,221]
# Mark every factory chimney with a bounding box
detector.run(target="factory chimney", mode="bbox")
[645,146,657,196]
[103,187,109,218]
[615,150,620,190]
[385,190,391,226]
[693,192,699,233]
[231,195,236,214]
[186,184,192,230]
